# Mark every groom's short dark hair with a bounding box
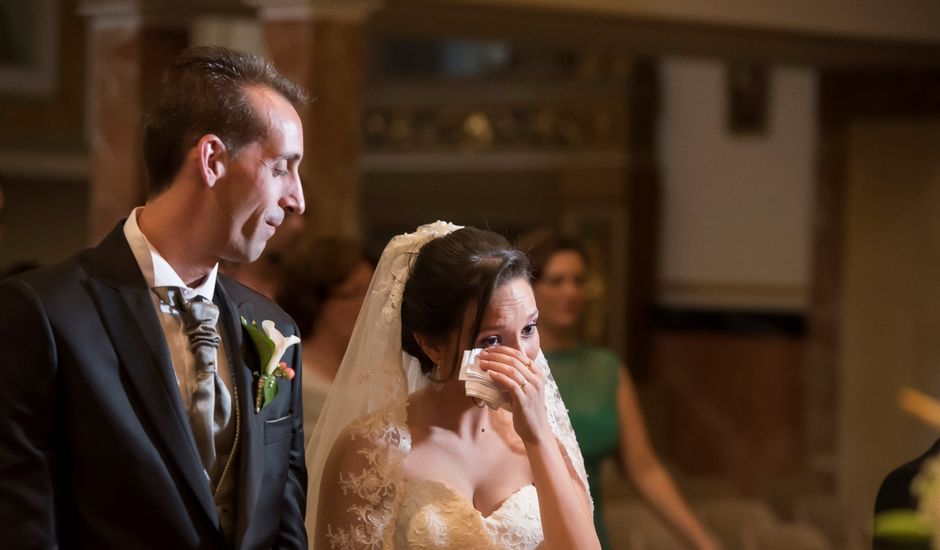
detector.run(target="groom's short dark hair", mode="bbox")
[142,46,308,195]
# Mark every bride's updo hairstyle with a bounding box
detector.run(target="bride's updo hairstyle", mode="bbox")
[401,227,530,380]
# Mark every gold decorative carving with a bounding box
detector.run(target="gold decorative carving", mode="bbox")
[363,99,623,151]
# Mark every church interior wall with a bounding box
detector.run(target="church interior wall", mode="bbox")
[647,55,817,493]
[656,57,815,311]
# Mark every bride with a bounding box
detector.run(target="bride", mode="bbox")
[305,222,600,549]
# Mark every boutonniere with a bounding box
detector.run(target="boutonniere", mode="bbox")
[241,317,301,413]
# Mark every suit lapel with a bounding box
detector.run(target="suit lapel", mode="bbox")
[215,283,263,547]
[84,225,218,526]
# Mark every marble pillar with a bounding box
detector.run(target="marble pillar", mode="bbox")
[252,0,380,240]
[81,2,189,244]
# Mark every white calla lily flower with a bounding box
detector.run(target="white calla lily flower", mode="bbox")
[261,320,301,376]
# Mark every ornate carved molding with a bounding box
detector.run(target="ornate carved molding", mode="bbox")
[0,149,89,181]
[362,71,626,154]
[79,0,250,19]
[363,98,623,153]
[246,0,383,22]
[78,0,250,31]
[404,0,940,45]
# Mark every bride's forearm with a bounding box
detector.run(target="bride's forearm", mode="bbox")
[526,437,601,550]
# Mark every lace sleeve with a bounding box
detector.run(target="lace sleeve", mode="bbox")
[314,409,409,549]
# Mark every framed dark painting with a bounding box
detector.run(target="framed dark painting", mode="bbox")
[0,0,58,96]
[726,62,770,135]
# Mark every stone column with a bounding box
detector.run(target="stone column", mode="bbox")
[80,1,190,244]
[250,0,381,240]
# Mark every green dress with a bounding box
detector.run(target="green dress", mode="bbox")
[546,344,622,549]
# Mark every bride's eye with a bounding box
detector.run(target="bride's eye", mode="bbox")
[521,323,537,337]
[479,335,501,348]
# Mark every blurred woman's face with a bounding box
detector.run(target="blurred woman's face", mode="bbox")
[533,250,587,332]
[319,260,374,346]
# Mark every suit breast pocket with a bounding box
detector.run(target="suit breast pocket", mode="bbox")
[263,414,295,444]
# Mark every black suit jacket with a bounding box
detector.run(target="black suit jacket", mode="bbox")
[0,225,307,549]
[875,438,940,514]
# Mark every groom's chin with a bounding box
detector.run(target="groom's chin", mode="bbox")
[221,244,263,265]
[244,246,265,263]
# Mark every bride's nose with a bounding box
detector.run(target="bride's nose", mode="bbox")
[504,338,537,359]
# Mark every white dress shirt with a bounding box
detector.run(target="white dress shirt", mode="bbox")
[123,207,233,411]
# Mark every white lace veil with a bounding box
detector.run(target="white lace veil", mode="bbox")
[304,221,591,546]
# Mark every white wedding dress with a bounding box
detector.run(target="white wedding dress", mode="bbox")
[323,406,546,549]
[395,480,542,549]
[306,222,590,549]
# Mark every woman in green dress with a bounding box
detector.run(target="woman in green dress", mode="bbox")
[521,230,715,550]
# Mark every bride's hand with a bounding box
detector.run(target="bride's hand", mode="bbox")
[478,346,551,445]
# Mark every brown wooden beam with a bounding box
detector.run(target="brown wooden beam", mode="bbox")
[372,1,940,69]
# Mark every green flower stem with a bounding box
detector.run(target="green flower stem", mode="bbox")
[255,376,265,413]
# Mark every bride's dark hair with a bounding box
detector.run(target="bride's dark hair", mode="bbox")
[401,227,530,380]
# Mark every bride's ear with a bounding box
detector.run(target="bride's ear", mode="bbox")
[413,332,447,368]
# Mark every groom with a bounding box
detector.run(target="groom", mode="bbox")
[0,47,308,548]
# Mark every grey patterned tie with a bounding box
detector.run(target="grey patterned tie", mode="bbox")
[156,287,233,479]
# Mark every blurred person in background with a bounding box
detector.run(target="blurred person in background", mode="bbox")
[520,229,715,550]
[276,236,374,446]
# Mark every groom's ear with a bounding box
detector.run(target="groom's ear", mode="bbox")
[196,134,228,188]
